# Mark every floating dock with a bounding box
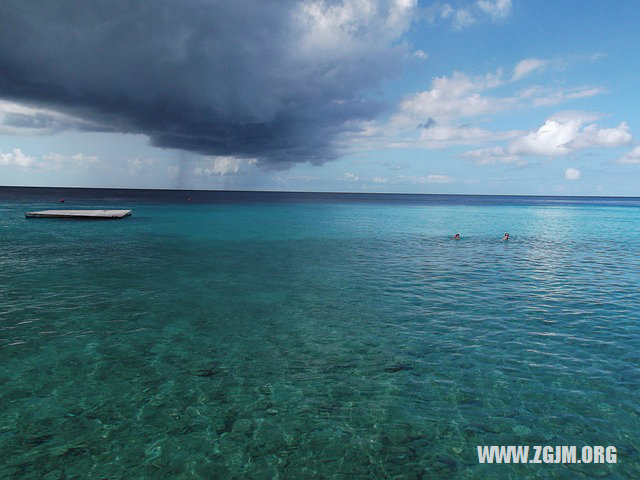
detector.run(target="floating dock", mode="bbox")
[25,209,132,219]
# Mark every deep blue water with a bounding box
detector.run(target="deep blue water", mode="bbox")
[1,187,639,479]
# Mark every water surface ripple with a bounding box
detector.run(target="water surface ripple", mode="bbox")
[1,191,639,479]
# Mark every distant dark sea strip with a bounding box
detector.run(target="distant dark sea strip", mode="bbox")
[2,185,640,207]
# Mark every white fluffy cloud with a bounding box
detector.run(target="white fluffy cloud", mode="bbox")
[509,119,580,156]
[564,167,581,180]
[0,148,36,168]
[509,118,631,156]
[567,122,632,149]
[462,146,525,165]
[393,70,508,126]
[193,156,257,176]
[452,8,476,29]
[465,115,632,164]
[618,146,640,164]
[413,49,428,59]
[0,150,101,170]
[429,0,512,30]
[296,0,417,56]
[532,87,605,107]
[477,0,512,19]
[350,58,612,155]
[512,58,548,81]
[392,62,604,135]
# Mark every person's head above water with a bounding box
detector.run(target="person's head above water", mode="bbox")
[502,232,509,240]
[454,233,460,240]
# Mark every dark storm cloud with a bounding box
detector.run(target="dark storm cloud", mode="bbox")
[0,0,414,165]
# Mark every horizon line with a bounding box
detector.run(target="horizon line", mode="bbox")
[1,184,640,199]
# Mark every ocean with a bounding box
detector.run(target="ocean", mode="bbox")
[1,187,639,479]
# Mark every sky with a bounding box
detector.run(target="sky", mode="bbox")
[1,0,640,195]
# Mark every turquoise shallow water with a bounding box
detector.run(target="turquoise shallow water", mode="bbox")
[1,189,639,479]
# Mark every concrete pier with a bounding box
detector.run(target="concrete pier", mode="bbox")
[25,209,132,219]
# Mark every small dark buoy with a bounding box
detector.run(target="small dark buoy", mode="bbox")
[59,198,65,203]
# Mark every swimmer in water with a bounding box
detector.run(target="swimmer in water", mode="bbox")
[453,233,461,240]
[502,232,509,241]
